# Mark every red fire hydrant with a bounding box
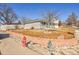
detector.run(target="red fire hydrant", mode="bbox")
[21,35,27,48]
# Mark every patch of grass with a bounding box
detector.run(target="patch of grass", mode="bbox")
[9,27,75,39]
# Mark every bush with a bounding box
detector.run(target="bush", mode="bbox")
[31,27,34,29]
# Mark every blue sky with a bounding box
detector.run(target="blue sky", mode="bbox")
[8,3,79,21]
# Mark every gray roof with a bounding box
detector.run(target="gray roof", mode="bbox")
[23,19,48,24]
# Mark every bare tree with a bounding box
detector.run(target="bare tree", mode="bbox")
[66,12,77,26]
[58,20,62,26]
[42,10,59,28]
[0,4,17,25]
[20,17,27,25]
[20,17,32,25]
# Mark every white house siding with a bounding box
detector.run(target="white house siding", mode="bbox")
[75,29,79,40]
[24,22,42,29]
[53,20,59,28]
[0,25,16,30]
[51,19,59,28]
[54,25,59,28]
[17,25,24,29]
[24,20,59,30]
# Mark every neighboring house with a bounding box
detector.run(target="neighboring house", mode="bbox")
[0,21,22,30]
[24,22,42,29]
[0,19,59,30]
[0,25,16,30]
[24,19,59,29]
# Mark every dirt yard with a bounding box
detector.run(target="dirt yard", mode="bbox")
[8,27,75,39]
[5,27,78,48]
[0,27,79,55]
[0,33,78,55]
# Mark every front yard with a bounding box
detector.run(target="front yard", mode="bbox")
[8,27,75,39]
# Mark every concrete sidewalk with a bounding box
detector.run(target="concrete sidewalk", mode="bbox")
[0,37,40,55]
